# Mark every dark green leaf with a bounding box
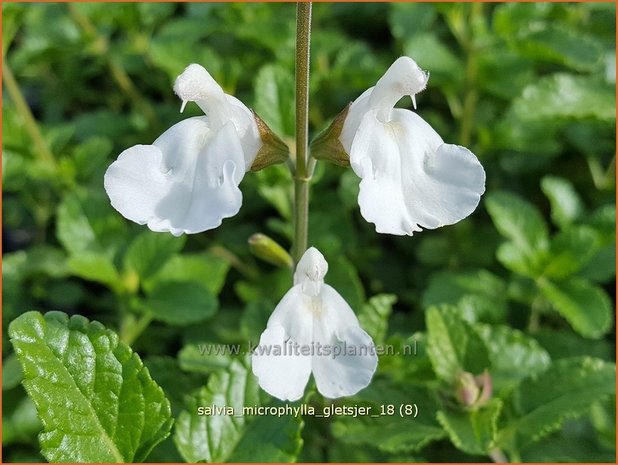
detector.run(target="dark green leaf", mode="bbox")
[254,64,295,138]
[124,231,186,282]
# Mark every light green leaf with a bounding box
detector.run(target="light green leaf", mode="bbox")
[404,34,462,84]
[357,294,396,345]
[540,176,586,229]
[388,2,436,39]
[9,311,173,462]
[485,191,549,253]
[426,306,491,382]
[174,358,261,462]
[539,278,613,339]
[227,411,304,462]
[145,281,218,325]
[501,357,616,451]
[326,255,366,312]
[475,324,551,391]
[3,396,42,446]
[437,399,503,456]
[543,226,600,279]
[513,74,615,122]
[146,251,230,295]
[56,189,126,256]
[254,64,295,138]
[68,252,123,292]
[124,232,186,283]
[178,343,233,375]
[332,380,446,453]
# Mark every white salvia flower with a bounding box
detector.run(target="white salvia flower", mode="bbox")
[252,247,378,401]
[339,56,486,236]
[104,64,261,236]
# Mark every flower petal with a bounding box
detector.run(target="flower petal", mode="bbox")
[252,286,314,401]
[251,325,312,401]
[350,110,485,235]
[312,285,378,398]
[104,117,247,235]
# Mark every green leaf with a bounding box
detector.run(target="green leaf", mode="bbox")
[9,311,173,462]
[426,306,491,382]
[2,353,23,391]
[68,252,123,292]
[174,358,261,462]
[124,232,186,283]
[404,34,462,84]
[56,189,126,256]
[254,64,295,138]
[513,74,615,122]
[540,176,586,229]
[332,380,446,453]
[422,269,507,323]
[437,399,503,456]
[3,396,42,446]
[501,357,616,451]
[227,411,304,462]
[145,251,230,295]
[357,294,396,345]
[539,278,613,338]
[388,2,436,39]
[326,255,366,312]
[145,281,218,325]
[178,343,233,375]
[475,324,551,391]
[543,226,600,279]
[485,191,549,253]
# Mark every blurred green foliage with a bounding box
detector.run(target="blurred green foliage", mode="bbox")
[2,2,616,463]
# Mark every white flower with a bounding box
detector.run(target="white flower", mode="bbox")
[339,56,486,236]
[252,247,378,401]
[104,64,262,236]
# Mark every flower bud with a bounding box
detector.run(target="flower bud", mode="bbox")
[249,112,290,171]
[248,233,293,268]
[310,103,351,167]
[455,369,492,410]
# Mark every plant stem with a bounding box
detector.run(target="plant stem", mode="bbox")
[292,1,313,264]
[120,313,153,346]
[2,63,56,169]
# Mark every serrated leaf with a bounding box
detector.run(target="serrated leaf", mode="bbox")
[145,281,218,325]
[9,311,173,462]
[437,399,503,456]
[540,176,586,229]
[174,358,261,462]
[539,277,613,339]
[513,74,615,122]
[124,232,186,283]
[332,380,446,453]
[254,64,295,138]
[426,306,491,382]
[500,357,616,451]
[475,324,550,391]
[357,294,396,345]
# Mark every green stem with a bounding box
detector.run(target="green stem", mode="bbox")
[2,63,56,168]
[292,1,313,264]
[120,313,153,346]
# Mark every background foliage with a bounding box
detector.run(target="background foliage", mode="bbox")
[3,2,616,463]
